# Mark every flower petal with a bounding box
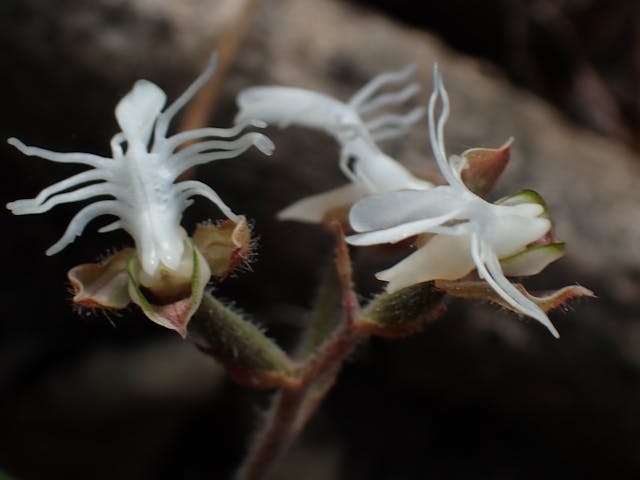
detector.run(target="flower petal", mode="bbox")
[500,242,565,277]
[481,211,551,258]
[67,248,135,309]
[115,79,166,146]
[348,187,464,233]
[347,209,464,246]
[471,235,559,337]
[235,86,360,138]
[127,240,210,338]
[278,183,367,223]
[377,234,474,292]
[345,138,433,192]
[496,189,551,218]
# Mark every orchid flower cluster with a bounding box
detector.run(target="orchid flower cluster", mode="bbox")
[6,53,591,480]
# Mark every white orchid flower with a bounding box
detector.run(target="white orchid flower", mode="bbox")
[235,66,432,222]
[347,65,560,338]
[7,53,274,277]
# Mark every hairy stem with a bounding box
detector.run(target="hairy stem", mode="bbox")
[234,325,361,480]
[233,226,361,480]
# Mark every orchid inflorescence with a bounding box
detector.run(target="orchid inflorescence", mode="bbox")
[6,53,586,341]
[6,51,592,480]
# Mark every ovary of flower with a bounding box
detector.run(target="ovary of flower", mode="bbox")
[6,53,274,276]
[347,65,559,338]
[234,66,432,221]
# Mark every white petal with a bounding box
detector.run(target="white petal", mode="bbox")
[277,183,366,222]
[348,187,464,232]
[483,212,551,258]
[347,207,465,245]
[115,80,166,146]
[500,243,565,277]
[235,86,361,139]
[344,138,433,192]
[378,234,474,292]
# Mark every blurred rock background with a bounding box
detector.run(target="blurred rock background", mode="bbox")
[0,0,639,478]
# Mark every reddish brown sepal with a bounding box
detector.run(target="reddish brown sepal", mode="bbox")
[435,279,594,314]
[193,215,251,278]
[67,248,135,309]
[461,137,513,197]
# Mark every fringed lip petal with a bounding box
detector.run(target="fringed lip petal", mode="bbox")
[236,86,355,135]
[7,51,271,279]
[235,66,430,225]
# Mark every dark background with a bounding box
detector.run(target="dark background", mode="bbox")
[1,0,639,479]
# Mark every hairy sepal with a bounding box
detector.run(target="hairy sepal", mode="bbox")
[357,282,447,338]
[192,216,251,278]
[68,248,136,309]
